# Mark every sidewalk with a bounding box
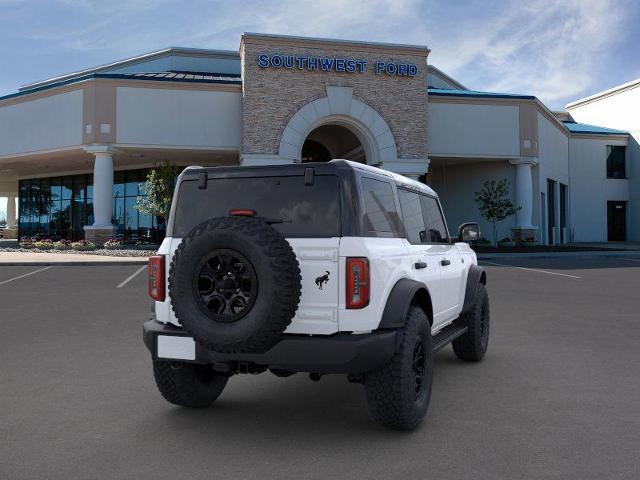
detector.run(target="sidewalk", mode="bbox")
[0,251,149,266]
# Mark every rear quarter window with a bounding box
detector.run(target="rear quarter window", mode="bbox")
[172,175,341,238]
[361,177,402,236]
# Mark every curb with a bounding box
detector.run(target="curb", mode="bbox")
[477,250,640,260]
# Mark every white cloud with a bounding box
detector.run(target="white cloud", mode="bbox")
[425,0,630,107]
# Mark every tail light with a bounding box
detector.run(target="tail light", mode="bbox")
[148,255,165,301]
[346,257,369,309]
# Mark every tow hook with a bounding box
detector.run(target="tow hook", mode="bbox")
[309,372,322,382]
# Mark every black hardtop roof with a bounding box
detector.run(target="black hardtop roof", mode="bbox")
[178,159,438,196]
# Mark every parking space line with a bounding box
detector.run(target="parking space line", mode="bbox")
[481,261,581,279]
[116,265,147,289]
[0,266,53,286]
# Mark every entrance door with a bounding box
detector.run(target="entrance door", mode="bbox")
[547,179,556,244]
[560,184,568,244]
[607,201,627,241]
[541,192,547,244]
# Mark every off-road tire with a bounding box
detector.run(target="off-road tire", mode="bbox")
[452,283,490,362]
[169,216,301,353]
[153,360,228,408]
[364,306,433,431]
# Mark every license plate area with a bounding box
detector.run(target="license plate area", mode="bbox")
[156,335,196,361]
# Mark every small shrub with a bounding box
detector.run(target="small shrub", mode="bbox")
[33,239,54,250]
[54,239,73,250]
[135,241,157,251]
[103,238,123,250]
[19,236,35,249]
[497,237,516,247]
[474,237,492,246]
[71,240,96,251]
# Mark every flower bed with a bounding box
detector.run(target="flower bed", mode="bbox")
[2,236,158,256]
[0,246,156,257]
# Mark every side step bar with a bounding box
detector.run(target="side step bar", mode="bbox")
[432,323,468,352]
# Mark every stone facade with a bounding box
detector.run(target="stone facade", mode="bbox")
[240,34,429,161]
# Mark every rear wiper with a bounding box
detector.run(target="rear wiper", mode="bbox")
[228,209,290,225]
[256,216,291,225]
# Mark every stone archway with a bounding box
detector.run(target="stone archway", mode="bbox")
[278,86,398,165]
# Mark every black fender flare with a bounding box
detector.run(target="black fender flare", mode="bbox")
[378,278,432,329]
[461,265,487,315]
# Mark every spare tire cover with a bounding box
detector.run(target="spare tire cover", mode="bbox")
[169,216,301,353]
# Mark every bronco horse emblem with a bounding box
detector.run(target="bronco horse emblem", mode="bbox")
[315,271,330,290]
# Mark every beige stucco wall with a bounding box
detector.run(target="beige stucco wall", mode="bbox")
[427,101,520,157]
[0,90,83,157]
[116,86,242,148]
[240,36,428,160]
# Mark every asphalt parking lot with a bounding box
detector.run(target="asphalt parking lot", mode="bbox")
[1,256,639,479]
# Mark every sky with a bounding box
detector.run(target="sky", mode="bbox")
[0,0,639,219]
[1,0,639,110]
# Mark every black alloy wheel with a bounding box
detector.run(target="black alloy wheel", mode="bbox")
[193,249,257,323]
[412,338,426,399]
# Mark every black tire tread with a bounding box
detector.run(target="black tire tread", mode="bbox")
[153,360,228,408]
[364,306,433,430]
[452,283,490,362]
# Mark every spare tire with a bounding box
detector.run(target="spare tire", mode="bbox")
[169,216,301,353]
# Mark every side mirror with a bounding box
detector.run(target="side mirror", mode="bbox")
[458,222,480,243]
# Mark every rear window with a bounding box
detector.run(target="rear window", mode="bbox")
[172,175,341,237]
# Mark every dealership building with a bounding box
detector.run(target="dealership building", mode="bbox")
[0,33,637,244]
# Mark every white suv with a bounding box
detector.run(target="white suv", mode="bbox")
[143,160,489,430]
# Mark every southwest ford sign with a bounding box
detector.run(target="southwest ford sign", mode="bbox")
[257,54,418,77]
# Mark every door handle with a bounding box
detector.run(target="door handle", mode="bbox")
[440,259,451,266]
[414,261,427,269]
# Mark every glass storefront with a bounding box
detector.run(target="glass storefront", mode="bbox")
[18,168,163,242]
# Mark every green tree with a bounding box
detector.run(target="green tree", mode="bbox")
[474,179,520,246]
[136,161,179,223]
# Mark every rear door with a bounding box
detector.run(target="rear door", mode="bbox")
[398,189,443,324]
[420,194,464,327]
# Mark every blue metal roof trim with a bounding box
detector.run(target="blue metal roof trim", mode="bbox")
[562,121,628,135]
[428,87,535,100]
[0,72,242,102]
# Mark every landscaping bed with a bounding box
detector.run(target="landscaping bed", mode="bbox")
[4,237,158,256]
[0,247,156,257]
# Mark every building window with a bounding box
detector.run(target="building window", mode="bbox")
[606,145,626,179]
[17,168,166,243]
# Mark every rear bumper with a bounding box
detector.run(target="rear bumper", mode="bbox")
[143,319,398,374]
